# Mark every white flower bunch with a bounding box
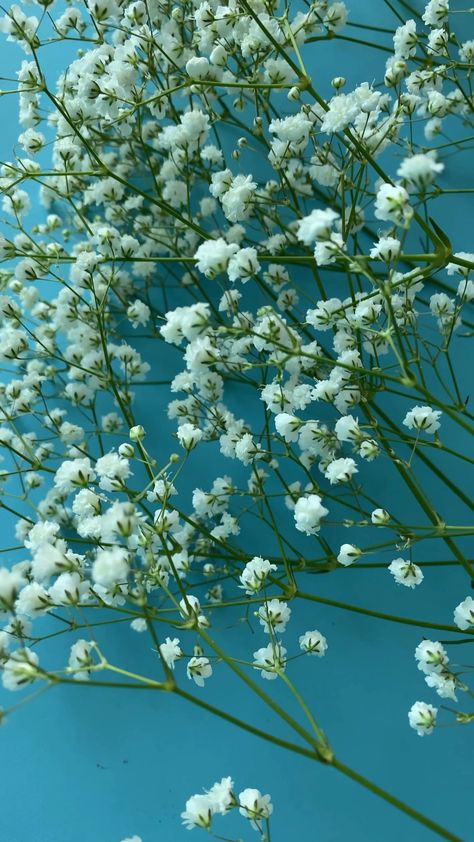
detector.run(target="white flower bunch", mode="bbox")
[181,776,273,837]
[0,0,473,838]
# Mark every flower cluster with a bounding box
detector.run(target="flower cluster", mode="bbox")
[181,776,273,837]
[0,0,473,837]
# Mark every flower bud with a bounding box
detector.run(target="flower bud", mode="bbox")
[118,443,135,458]
[129,424,145,440]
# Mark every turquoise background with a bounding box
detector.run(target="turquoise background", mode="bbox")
[0,2,472,840]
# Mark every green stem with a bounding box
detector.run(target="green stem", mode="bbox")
[296,591,470,634]
[332,759,462,842]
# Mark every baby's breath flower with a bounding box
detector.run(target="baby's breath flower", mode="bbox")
[388,558,424,588]
[408,701,437,736]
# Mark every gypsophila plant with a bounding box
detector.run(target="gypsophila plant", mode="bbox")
[181,776,273,839]
[0,0,474,838]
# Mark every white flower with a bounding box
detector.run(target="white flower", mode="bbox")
[227,247,260,282]
[2,648,40,691]
[320,92,360,133]
[186,56,210,80]
[415,640,449,674]
[296,208,340,245]
[68,639,94,680]
[275,412,301,442]
[307,298,343,330]
[177,423,203,450]
[179,595,201,618]
[337,544,362,566]
[129,424,146,440]
[0,6,39,53]
[374,183,412,225]
[54,457,96,493]
[446,252,474,277]
[194,238,239,278]
[371,508,390,525]
[92,547,129,588]
[334,415,361,442]
[187,656,212,687]
[459,39,474,63]
[15,582,52,616]
[206,776,235,814]
[269,113,312,150]
[388,558,424,588]
[397,154,444,189]
[181,794,213,830]
[239,557,277,594]
[403,405,441,434]
[358,439,380,461]
[130,619,147,632]
[221,175,257,223]
[299,629,328,656]
[429,293,454,319]
[457,279,474,301]
[0,566,24,610]
[314,233,345,266]
[126,299,150,328]
[324,457,358,485]
[294,494,329,535]
[427,27,449,55]
[257,599,291,633]
[422,0,449,28]
[408,701,437,736]
[95,452,131,491]
[49,572,86,606]
[369,237,401,261]
[159,637,182,670]
[425,671,457,701]
[453,596,474,630]
[238,788,273,829]
[253,641,287,679]
[393,19,417,59]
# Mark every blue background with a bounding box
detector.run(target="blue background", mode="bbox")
[0,2,473,841]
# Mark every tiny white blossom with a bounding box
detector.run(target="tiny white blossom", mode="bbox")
[453,596,474,630]
[397,154,444,189]
[194,238,239,278]
[181,794,213,830]
[296,208,340,245]
[159,637,182,669]
[388,558,424,588]
[2,648,40,691]
[415,640,449,674]
[177,423,203,450]
[92,547,129,588]
[238,788,273,829]
[369,237,401,261]
[257,599,291,633]
[239,557,277,594]
[422,0,449,28]
[337,544,362,566]
[299,629,328,656]
[324,457,358,485]
[294,494,329,535]
[187,656,213,687]
[425,671,457,701]
[403,405,441,434]
[371,508,390,525]
[374,183,412,225]
[68,639,94,681]
[253,641,287,680]
[408,701,437,736]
